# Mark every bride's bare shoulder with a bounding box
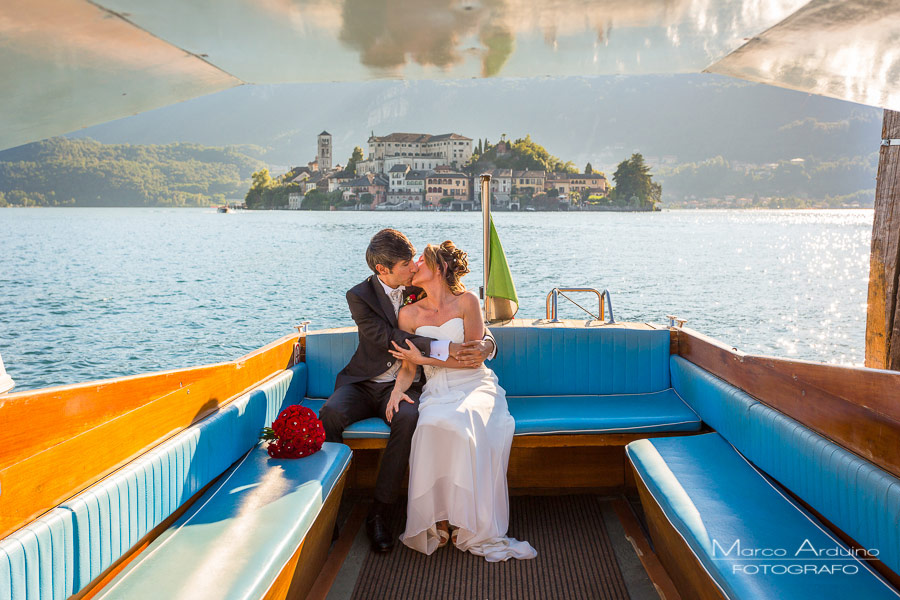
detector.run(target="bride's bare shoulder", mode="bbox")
[458,290,481,312]
[398,303,421,332]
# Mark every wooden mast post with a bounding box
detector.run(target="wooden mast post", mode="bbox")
[866,110,900,369]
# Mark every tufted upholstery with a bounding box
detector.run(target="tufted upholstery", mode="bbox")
[627,433,899,599]
[488,327,671,396]
[304,327,673,399]
[0,363,309,600]
[668,355,900,582]
[95,443,351,600]
[669,356,755,450]
[303,326,690,439]
[305,331,358,398]
[303,390,701,438]
[507,390,698,435]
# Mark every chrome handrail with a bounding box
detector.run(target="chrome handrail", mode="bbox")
[545,288,614,324]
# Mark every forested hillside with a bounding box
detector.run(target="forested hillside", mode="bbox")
[0,138,265,207]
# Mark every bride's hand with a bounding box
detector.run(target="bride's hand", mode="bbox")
[389,339,428,365]
[386,390,414,423]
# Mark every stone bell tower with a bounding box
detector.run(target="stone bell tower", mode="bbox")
[317,130,332,171]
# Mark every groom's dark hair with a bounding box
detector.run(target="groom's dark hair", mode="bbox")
[366,229,416,273]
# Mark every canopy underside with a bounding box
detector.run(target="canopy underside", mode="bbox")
[1,0,898,151]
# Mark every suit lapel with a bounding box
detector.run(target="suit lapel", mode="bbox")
[370,275,399,326]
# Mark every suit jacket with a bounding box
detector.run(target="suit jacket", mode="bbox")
[334,275,496,390]
[334,276,433,390]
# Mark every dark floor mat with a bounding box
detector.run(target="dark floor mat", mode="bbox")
[350,495,631,600]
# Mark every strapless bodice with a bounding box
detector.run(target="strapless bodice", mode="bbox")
[415,317,464,344]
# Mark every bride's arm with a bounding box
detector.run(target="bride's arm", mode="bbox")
[460,291,485,343]
[390,293,484,368]
[386,307,419,422]
[386,359,416,423]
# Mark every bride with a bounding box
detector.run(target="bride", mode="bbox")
[386,241,536,562]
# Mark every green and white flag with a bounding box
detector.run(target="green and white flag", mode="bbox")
[486,216,518,321]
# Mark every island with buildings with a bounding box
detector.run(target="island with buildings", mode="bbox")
[244,131,659,212]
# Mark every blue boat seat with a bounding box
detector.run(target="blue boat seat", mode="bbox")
[0,362,349,600]
[303,327,701,438]
[507,390,699,435]
[301,390,701,437]
[669,355,900,581]
[627,433,899,599]
[95,442,351,600]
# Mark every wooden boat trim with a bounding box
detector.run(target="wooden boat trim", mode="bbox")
[673,326,900,479]
[0,333,299,538]
[305,501,368,600]
[261,469,347,600]
[607,497,682,600]
[343,430,706,451]
[629,462,729,600]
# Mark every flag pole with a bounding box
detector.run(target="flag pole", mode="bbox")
[481,173,492,323]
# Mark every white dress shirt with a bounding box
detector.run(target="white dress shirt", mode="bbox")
[371,276,450,383]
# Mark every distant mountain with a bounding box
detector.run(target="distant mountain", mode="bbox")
[3,75,884,207]
[0,138,265,207]
[65,74,883,176]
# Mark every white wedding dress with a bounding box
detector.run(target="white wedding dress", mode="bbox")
[400,318,537,562]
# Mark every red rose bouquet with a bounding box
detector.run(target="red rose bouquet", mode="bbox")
[260,405,326,459]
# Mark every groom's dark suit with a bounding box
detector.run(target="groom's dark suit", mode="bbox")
[319,275,435,505]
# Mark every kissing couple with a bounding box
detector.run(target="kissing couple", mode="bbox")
[319,229,536,562]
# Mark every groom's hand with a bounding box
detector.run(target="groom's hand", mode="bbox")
[386,391,414,423]
[452,339,493,367]
[389,340,428,365]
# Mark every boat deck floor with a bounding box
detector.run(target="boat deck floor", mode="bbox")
[309,493,677,600]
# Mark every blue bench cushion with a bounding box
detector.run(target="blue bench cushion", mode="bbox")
[301,399,387,438]
[627,433,899,599]
[304,327,672,399]
[508,389,700,435]
[303,389,701,438]
[670,355,900,579]
[488,327,671,396]
[0,364,307,600]
[96,443,351,600]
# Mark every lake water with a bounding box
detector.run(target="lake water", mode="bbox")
[0,208,873,392]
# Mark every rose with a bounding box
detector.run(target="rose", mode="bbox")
[260,405,326,459]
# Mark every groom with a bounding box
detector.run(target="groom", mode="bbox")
[319,228,496,552]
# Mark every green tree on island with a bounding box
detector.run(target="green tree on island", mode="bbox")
[347,146,364,174]
[467,134,576,174]
[585,163,593,175]
[611,153,661,210]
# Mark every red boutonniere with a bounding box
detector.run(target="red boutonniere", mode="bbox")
[402,293,418,307]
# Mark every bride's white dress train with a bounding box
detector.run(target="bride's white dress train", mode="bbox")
[400,318,537,562]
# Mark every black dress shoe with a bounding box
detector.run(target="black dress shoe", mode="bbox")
[366,513,394,552]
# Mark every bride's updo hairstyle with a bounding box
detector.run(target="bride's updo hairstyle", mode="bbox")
[423,241,470,295]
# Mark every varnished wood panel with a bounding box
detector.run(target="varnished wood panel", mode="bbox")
[305,502,367,600]
[263,471,346,600]
[343,430,706,452]
[631,464,727,600]
[607,497,682,600]
[0,333,298,538]
[675,327,900,479]
[508,446,624,489]
[0,363,224,469]
[867,109,900,369]
[345,446,626,493]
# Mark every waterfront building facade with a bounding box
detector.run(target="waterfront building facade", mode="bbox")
[367,132,472,169]
[317,131,332,171]
[425,171,470,207]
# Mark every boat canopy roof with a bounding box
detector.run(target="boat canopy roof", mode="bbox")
[2,0,898,151]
